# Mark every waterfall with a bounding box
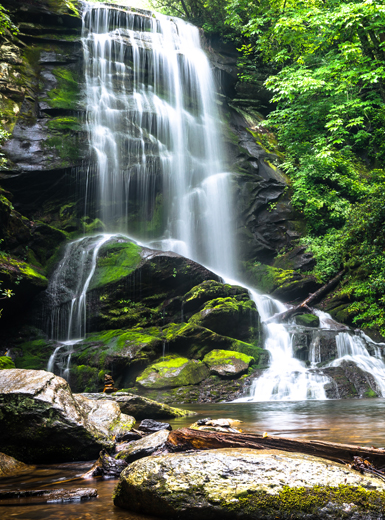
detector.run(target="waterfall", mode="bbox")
[45,1,385,400]
[82,2,235,277]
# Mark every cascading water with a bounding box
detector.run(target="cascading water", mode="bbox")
[46,1,385,399]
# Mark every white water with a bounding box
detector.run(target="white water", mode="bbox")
[46,2,385,399]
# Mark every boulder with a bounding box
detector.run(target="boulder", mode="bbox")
[115,429,170,463]
[188,297,259,342]
[137,419,172,434]
[136,356,209,389]
[182,281,249,314]
[80,392,196,419]
[294,314,320,328]
[203,349,254,378]
[0,369,133,463]
[114,448,385,519]
[0,451,34,477]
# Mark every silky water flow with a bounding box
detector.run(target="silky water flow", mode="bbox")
[46,2,385,400]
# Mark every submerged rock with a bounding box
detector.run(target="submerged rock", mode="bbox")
[0,488,98,503]
[114,448,385,519]
[115,429,170,464]
[0,369,133,463]
[0,452,34,477]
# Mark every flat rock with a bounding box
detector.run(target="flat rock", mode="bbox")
[79,392,196,419]
[114,448,385,519]
[0,488,98,503]
[0,452,34,477]
[0,369,133,463]
[115,429,170,463]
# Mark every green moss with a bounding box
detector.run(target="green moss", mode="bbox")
[136,355,209,389]
[203,349,254,366]
[47,68,80,110]
[294,313,320,327]
[15,339,52,370]
[243,261,301,294]
[89,241,141,290]
[0,356,15,369]
[70,364,102,393]
[364,389,377,398]
[222,484,385,516]
[0,255,48,287]
[47,116,81,132]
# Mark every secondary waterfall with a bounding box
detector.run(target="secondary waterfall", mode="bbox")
[46,1,385,400]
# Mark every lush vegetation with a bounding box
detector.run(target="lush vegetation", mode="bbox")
[149,0,385,334]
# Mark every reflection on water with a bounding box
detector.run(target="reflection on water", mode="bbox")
[2,399,385,519]
[0,462,157,520]
[170,399,385,447]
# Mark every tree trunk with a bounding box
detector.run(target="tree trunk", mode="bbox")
[264,270,345,324]
[168,428,385,469]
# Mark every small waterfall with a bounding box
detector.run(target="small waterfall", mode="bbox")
[46,234,113,376]
[328,332,385,396]
[234,287,328,401]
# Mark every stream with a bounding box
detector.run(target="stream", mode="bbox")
[2,399,385,519]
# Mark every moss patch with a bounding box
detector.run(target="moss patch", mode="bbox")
[0,357,15,370]
[47,68,80,110]
[203,349,254,366]
[136,355,209,389]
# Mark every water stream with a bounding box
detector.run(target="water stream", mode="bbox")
[46,1,385,401]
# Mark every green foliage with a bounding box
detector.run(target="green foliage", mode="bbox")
[0,6,19,36]
[0,356,15,370]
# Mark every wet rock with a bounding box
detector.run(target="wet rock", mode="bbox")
[0,369,132,463]
[203,349,253,378]
[82,449,128,479]
[103,373,117,393]
[137,419,172,434]
[114,448,385,519]
[182,281,249,315]
[136,355,209,389]
[80,392,196,419]
[190,418,242,433]
[115,429,170,463]
[0,488,98,503]
[188,297,259,342]
[294,313,320,328]
[0,452,34,477]
[116,431,142,443]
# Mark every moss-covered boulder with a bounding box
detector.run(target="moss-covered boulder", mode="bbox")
[0,357,15,369]
[114,448,385,519]
[244,262,320,303]
[188,297,259,342]
[294,314,320,328]
[136,355,209,389]
[182,281,250,314]
[203,349,254,378]
[0,369,133,463]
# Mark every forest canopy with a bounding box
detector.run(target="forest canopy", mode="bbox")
[150,0,385,334]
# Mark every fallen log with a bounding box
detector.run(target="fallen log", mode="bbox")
[264,269,345,324]
[168,428,385,469]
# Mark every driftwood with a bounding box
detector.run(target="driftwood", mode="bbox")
[264,270,345,324]
[168,428,385,470]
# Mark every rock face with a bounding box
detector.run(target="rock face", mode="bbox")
[203,349,253,378]
[0,369,134,463]
[114,448,385,519]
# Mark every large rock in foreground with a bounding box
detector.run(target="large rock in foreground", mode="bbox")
[114,448,385,519]
[0,369,134,463]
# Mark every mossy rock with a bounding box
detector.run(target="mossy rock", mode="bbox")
[88,239,142,291]
[14,338,54,370]
[136,355,209,389]
[0,357,15,370]
[244,261,320,303]
[182,280,249,314]
[203,349,254,378]
[188,297,259,342]
[294,314,320,328]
